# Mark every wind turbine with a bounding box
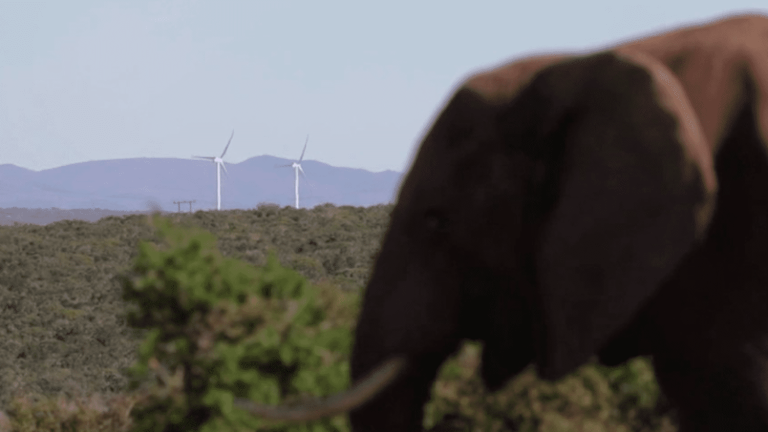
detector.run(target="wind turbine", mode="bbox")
[278,135,309,209]
[192,130,233,211]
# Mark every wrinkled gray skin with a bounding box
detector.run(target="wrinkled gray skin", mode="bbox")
[348,47,768,432]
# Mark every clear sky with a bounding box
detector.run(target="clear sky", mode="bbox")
[2,1,766,173]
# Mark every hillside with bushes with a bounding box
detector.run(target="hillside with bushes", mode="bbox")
[0,204,676,431]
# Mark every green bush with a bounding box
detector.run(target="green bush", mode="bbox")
[423,342,674,432]
[119,215,353,432]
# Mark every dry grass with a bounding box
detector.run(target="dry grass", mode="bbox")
[0,390,145,432]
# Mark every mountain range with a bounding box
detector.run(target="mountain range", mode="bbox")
[0,156,403,212]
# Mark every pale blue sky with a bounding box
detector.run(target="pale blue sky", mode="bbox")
[1,1,766,173]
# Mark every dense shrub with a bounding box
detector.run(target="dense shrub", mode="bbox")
[119,215,355,432]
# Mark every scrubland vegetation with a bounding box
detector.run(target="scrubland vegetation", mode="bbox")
[0,204,676,431]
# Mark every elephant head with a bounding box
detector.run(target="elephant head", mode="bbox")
[347,47,721,430]
[235,13,768,431]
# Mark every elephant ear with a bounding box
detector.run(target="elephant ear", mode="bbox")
[508,51,718,379]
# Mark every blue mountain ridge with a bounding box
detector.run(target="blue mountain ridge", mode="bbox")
[0,156,403,211]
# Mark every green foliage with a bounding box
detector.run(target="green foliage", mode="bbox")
[0,205,385,417]
[423,343,675,432]
[119,215,352,432]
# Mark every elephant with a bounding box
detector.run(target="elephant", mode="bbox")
[235,13,768,431]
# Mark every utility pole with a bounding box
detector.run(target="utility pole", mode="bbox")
[173,200,196,213]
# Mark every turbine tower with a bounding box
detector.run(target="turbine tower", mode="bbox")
[192,130,233,211]
[279,135,309,209]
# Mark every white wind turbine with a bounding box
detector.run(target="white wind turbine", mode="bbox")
[278,135,310,209]
[192,130,234,211]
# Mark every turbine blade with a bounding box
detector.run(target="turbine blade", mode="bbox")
[276,164,293,168]
[193,156,216,160]
[221,129,234,158]
[298,135,308,162]
[299,169,315,195]
[221,161,230,177]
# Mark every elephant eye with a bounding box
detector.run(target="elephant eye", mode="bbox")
[424,210,449,233]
